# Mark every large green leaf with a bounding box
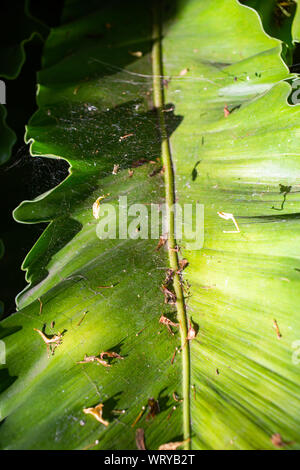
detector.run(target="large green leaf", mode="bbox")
[1,0,300,450]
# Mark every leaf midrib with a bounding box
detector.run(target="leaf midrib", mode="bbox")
[151,2,191,450]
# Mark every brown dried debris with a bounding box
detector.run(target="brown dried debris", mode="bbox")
[100,351,124,360]
[146,398,160,421]
[136,428,146,450]
[119,133,134,141]
[131,158,148,168]
[168,245,181,253]
[158,439,189,450]
[129,51,143,58]
[159,315,179,335]
[92,193,110,219]
[171,347,177,365]
[83,403,109,427]
[77,351,123,367]
[33,328,63,358]
[172,391,183,403]
[149,166,163,177]
[164,268,174,285]
[273,319,282,339]
[224,105,230,117]
[178,258,189,272]
[135,327,146,336]
[77,354,110,367]
[167,406,176,421]
[179,68,189,76]
[155,235,167,251]
[186,319,197,341]
[161,284,176,305]
[271,433,294,448]
[112,164,120,175]
[131,406,146,427]
[77,311,88,326]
